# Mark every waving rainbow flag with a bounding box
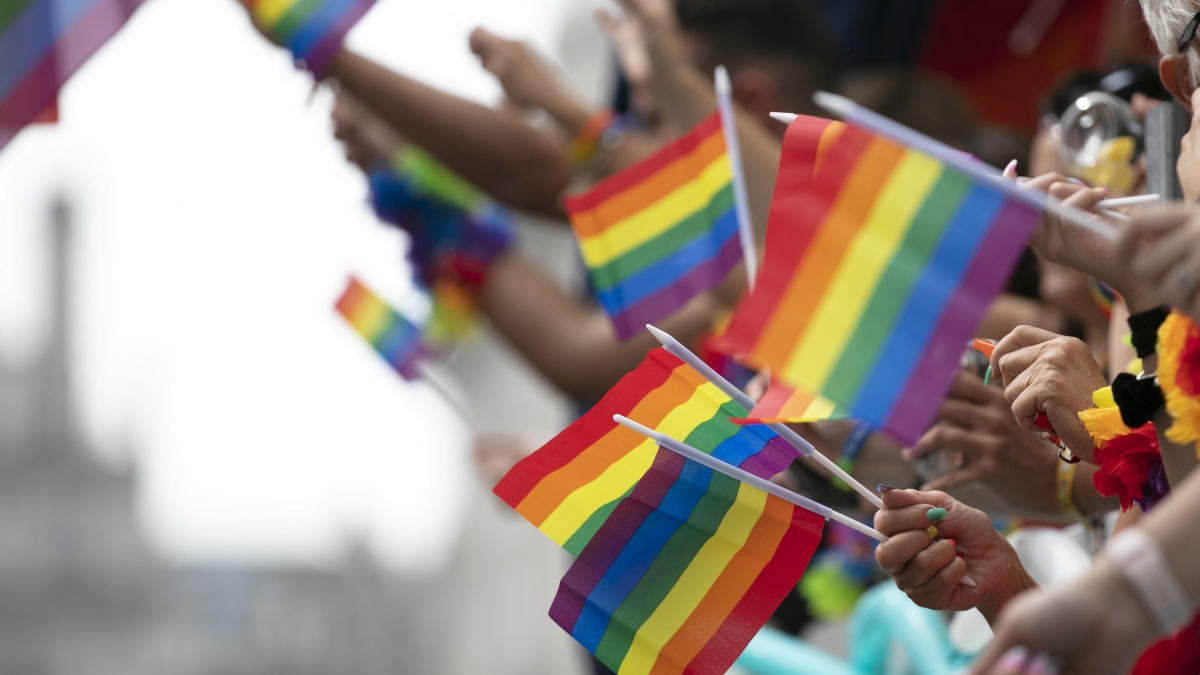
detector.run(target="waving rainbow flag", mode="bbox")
[0,0,148,151]
[565,113,742,341]
[335,276,425,380]
[493,348,800,556]
[717,120,1041,444]
[552,446,823,675]
[248,0,378,76]
[733,382,850,425]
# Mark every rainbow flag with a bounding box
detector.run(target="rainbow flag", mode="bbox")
[335,276,425,380]
[493,348,800,556]
[718,121,1041,444]
[0,0,149,152]
[248,0,378,76]
[551,446,824,675]
[565,112,742,341]
[733,382,851,425]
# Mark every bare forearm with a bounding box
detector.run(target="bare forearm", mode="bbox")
[1140,464,1200,606]
[479,254,720,400]
[330,50,570,217]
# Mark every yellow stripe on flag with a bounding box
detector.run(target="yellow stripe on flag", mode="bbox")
[617,482,768,675]
[253,0,298,26]
[538,383,730,544]
[577,157,732,268]
[782,151,942,388]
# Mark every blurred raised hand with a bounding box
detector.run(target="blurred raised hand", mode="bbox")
[331,92,404,172]
[1119,205,1200,324]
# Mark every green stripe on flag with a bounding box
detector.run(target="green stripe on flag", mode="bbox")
[0,0,40,37]
[588,184,735,291]
[823,170,971,403]
[593,470,740,666]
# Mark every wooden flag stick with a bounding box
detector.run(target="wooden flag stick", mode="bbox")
[646,324,884,510]
[715,66,758,289]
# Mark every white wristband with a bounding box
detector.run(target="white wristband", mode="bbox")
[1105,527,1193,635]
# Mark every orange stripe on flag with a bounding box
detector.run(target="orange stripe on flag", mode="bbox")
[570,131,726,239]
[645,493,794,675]
[515,364,703,525]
[753,138,905,368]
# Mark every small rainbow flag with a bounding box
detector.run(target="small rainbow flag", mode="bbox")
[551,446,823,675]
[248,0,378,76]
[565,112,742,341]
[718,120,1041,444]
[335,276,425,380]
[493,348,800,556]
[733,382,850,425]
[0,0,149,152]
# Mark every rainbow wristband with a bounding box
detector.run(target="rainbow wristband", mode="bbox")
[249,0,379,77]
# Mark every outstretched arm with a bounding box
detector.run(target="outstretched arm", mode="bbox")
[328,50,571,217]
[480,253,726,400]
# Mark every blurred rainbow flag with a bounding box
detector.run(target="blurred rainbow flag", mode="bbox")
[565,113,742,341]
[718,120,1041,444]
[247,0,378,76]
[551,446,823,675]
[733,382,850,425]
[0,0,148,151]
[335,276,425,380]
[493,348,800,556]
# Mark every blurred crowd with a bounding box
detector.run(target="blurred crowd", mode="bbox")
[237,0,1200,673]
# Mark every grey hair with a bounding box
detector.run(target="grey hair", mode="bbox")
[1142,0,1200,87]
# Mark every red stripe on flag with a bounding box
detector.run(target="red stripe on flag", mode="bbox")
[492,348,682,507]
[683,504,824,675]
[564,113,723,213]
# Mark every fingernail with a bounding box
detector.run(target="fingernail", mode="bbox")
[983,364,992,386]
[947,537,957,547]
[1068,177,1086,186]
[1097,187,1110,195]
[926,507,947,523]
[997,646,1030,671]
[876,484,895,494]
[959,573,977,588]
[925,525,938,540]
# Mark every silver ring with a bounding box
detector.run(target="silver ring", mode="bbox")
[1173,262,1200,298]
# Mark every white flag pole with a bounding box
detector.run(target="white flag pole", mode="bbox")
[715,66,758,289]
[801,92,1118,240]
[614,414,978,586]
[647,324,884,510]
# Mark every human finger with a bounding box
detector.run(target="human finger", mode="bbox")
[989,326,1060,383]
[947,369,994,405]
[904,555,970,608]
[1022,172,1072,192]
[994,343,1046,394]
[1130,219,1200,279]
[875,529,933,573]
[921,465,989,492]
[873,502,945,537]
[892,539,957,588]
[906,423,978,461]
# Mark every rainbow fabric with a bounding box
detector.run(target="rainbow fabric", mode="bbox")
[733,382,850,425]
[565,112,742,341]
[493,348,800,556]
[335,276,425,380]
[552,446,824,675]
[718,120,1041,444]
[0,0,148,152]
[248,0,378,76]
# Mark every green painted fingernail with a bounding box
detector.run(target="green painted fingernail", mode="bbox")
[926,507,947,523]
[983,365,992,386]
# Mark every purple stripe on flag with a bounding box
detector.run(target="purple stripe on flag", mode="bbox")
[549,448,684,633]
[0,0,146,152]
[302,0,377,77]
[735,435,800,479]
[609,234,742,341]
[882,200,1041,443]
